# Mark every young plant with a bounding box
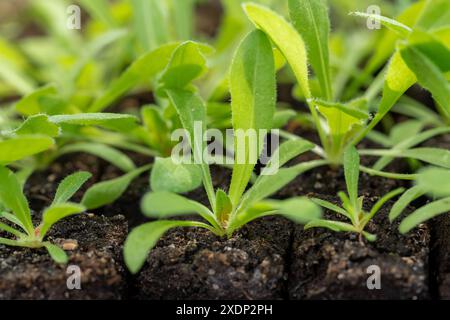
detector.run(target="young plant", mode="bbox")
[390,167,450,234]
[124,30,326,274]
[242,1,450,167]
[0,167,91,263]
[306,146,404,241]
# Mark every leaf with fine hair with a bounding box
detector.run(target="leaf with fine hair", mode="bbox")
[166,89,215,207]
[49,113,139,132]
[288,0,332,99]
[14,114,60,137]
[44,242,68,264]
[58,143,136,173]
[0,135,54,165]
[344,146,360,207]
[124,220,213,274]
[52,171,92,205]
[0,166,34,235]
[150,157,202,194]
[141,191,218,228]
[399,197,450,234]
[243,2,311,99]
[89,43,179,112]
[81,165,151,210]
[350,12,412,38]
[389,185,425,222]
[228,29,276,207]
[39,203,86,238]
[400,45,450,119]
[416,167,450,198]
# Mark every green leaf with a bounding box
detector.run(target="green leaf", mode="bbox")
[141,191,218,228]
[158,41,212,91]
[261,138,315,176]
[271,197,322,224]
[415,0,450,31]
[288,0,332,99]
[14,115,60,137]
[360,148,450,169]
[344,146,360,207]
[228,29,276,207]
[310,197,351,218]
[243,2,311,99]
[124,220,212,274]
[141,105,170,152]
[0,135,54,165]
[14,85,66,116]
[305,219,359,233]
[314,99,369,120]
[389,185,425,222]
[416,167,450,198]
[150,157,202,194]
[399,197,450,234]
[166,89,215,207]
[44,242,68,264]
[58,143,136,172]
[400,45,450,119]
[215,189,233,224]
[40,203,86,238]
[350,12,412,38]
[89,43,179,112]
[0,166,34,235]
[52,171,92,205]
[363,188,405,226]
[132,0,169,52]
[49,113,139,132]
[273,110,296,128]
[81,165,151,210]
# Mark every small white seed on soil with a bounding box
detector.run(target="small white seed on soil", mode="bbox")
[62,239,78,251]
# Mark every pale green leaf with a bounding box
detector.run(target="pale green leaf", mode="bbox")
[40,203,86,238]
[0,135,54,165]
[389,185,425,222]
[400,197,450,234]
[52,171,92,205]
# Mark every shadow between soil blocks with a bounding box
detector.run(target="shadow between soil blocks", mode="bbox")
[288,195,430,300]
[0,214,128,300]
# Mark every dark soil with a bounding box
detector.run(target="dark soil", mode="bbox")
[288,195,430,300]
[0,214,127,300]
[132,216,292,300]
[423,133,450,300]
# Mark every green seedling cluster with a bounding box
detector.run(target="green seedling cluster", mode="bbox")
[0,0,448,269]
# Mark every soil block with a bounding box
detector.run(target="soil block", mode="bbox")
[0,214,127,300]
[132,216,292,300]
[288,196,430,300]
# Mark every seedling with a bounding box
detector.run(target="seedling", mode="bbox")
[242,1,450,167]
[0,167,91,263]
[124,30,327,274]
[306,146,404,241]
[390,167,450,234]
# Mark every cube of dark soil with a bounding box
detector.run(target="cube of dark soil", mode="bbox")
[288,197,430,300]
[132,216,292,300]
[0,215,127,300]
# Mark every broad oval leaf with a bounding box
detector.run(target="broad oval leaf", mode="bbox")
[40,203,86,238]
[52,171,92,205]
[81,165,151,210]
[228,29,276,206]
[0,135,54,165]
[44,242,68,264]
[0,166,34,234]
[150,157,202,194]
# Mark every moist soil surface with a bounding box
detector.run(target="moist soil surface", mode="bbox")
[288,195,430,300]
[0,214,127,300]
